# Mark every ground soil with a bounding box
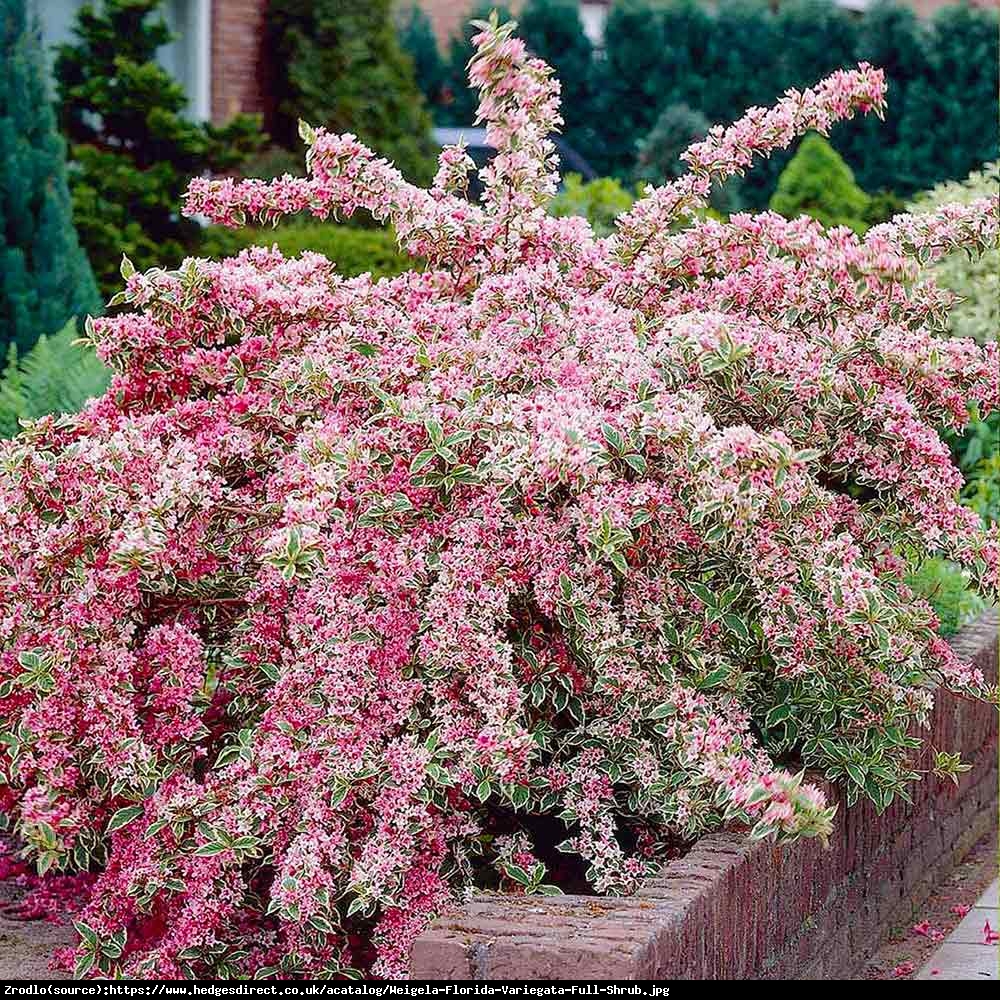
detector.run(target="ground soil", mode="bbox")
[0,878,74,980]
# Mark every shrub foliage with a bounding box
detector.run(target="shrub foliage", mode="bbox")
[548,173,635,236]
[1,17,997,981]
[770,133,871,233]
[202,223,414,281]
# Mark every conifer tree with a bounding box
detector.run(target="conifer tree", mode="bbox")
[268,0,436,183]
[397,4,446,114]
[519,0,594,152]
[1,0,99,355]
[770,133,871,234]
[55,0,261,297]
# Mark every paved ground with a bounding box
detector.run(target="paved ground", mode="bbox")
[862,832,998,979]
[0,848,74,980]
[916,880,999,980]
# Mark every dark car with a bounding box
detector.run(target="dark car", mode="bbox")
[432,127,596,201]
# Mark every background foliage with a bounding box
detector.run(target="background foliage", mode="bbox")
[402,0,999,208]
[1,0,99,357]
[0,319,109,438]
[55,0,261,298]
[268,0,437,184]
[202,222,415,280]
[548,173,635,235]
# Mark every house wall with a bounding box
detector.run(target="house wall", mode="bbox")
[210,0,272,124]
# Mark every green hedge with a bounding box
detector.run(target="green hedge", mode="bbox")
[202,223,415,279]
[407,0,999,207]
[906,558,985,636]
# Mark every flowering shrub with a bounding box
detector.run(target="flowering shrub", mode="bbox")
[909,160,999,347]
[1,16,997,981]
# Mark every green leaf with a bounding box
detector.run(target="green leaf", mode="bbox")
[609,551,628,575]
[193,841,229,857]
[503,863,532,886]
[309,915,336,935]
[602,424,623,453]
[410,449,437,473]
[698,665,730,689]
[74,921,99,949]
[106,805,144,834]
[623,453,647,475]
[687,582,716,608]
[509,784,531,809]
[74,952,96,977]
[845,763,867,788]
[298,120,317,146]
[723,614,749,641]
[765,703,791,727]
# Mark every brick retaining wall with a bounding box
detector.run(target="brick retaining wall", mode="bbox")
[411,610,998,980]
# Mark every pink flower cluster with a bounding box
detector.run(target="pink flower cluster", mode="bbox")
[1,18,997,981]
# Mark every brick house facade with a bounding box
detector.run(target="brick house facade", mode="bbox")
[209,0,273,123]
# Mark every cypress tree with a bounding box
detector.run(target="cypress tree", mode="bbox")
[397,4,446,113]
[518,0,594,153]
[55,0,261,298]
[268,0,437,184]
[589,0,670,177]
[773,0,858,94]
[841,1,927,195]
[770,133,871,234]
[894,5,999,194]
[703,0,779,124]
[1,0,99,356]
